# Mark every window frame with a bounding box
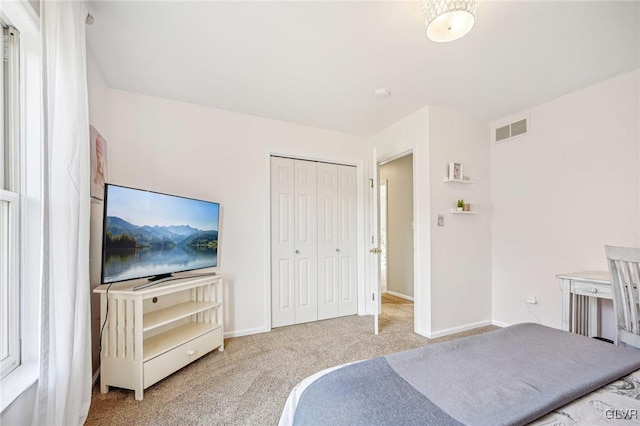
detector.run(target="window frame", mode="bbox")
[0,0,41,414]
[0,21,22,382]
[0,189,20,379]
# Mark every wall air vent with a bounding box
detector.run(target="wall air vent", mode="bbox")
[495,125,511,142]
[492,115,529,144]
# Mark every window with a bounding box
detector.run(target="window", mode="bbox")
[0,23,20,380]
[0,1,41,413]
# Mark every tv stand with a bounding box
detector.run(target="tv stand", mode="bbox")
[95,274,224,400]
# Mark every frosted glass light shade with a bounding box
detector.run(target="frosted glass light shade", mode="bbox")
[423,0,476,42]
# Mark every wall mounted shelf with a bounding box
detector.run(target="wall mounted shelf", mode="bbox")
[450,209,480,214]
[443,178,474,184]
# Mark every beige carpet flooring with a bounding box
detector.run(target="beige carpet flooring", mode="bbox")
[86,299,497,425]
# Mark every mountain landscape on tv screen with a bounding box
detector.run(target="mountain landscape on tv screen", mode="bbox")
[105,216,218,249]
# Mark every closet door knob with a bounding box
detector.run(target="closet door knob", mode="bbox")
[295,250,300,254]
[336,248,340,253]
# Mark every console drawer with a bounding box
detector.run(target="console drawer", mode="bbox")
[571,281,612,299]
[143,327,222,388]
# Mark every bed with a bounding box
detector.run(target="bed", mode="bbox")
[280,323,640,426]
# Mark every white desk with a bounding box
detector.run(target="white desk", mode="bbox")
[557,271,611,337]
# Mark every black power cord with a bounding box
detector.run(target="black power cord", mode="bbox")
[98,282,114,358]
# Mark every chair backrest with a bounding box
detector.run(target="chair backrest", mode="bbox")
[605,245,640,350]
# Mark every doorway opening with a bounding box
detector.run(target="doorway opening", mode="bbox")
[378,153,414,332]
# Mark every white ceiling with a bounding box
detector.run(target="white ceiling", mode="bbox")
[86,1,640,136]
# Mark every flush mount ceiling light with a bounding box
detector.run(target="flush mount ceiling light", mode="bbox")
[423,0,477,42]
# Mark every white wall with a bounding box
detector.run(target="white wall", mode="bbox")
[379,154,414,298]
[428,107,492,334]
[491,70,640,337]
[87,52,109,375]
[102,88,371,336]
[88,53,109,134]
[1,387,36,426]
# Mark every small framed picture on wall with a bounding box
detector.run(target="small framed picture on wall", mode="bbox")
[90,125,108,200]
[448,162,462,181]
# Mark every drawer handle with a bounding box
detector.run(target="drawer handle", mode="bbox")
[187,350,195,356]
[591,288,598,293]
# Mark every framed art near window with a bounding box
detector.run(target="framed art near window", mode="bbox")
[90,125,108,200]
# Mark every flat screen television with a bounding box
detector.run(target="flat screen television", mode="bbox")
[100,184,220,287]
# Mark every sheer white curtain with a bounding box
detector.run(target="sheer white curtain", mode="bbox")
[34,1,92,425]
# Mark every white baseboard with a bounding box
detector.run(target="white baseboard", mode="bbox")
[415,324,430,338]
[491,319,511,328]
[224,326,270,339]
[384,291,414,302]
[427,319,493,339]
[222,318,507,341]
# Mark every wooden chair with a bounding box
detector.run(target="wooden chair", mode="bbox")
[605,245,640,350]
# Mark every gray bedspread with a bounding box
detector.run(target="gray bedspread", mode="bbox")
[292,323,640,426]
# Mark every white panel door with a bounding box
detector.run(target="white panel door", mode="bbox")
[270,157,295,327]
[317,163,339,320]
[368,148,381,335]
[337,165,357,316]
[293,160,318,324]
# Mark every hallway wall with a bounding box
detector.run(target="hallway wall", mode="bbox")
[380,154,414,298]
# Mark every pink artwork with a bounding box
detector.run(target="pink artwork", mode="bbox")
[90,125,108,200]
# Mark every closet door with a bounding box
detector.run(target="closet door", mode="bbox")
[317,164,357,319]
[271,158,354,326]
[293,160,318,324]
[337,165,357,316]
[271,157,295,328]
[317,163,339,320]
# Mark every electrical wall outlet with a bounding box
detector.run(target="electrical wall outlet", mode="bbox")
[526,295,539,305]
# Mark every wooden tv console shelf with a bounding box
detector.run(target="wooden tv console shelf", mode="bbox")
[94,274,224,400]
